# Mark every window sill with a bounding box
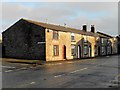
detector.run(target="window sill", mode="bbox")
[53,55,59,57]
[53,39,59,40]
[71,40,76,42]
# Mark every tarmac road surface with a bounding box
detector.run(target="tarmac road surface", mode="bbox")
[2,55,119,88]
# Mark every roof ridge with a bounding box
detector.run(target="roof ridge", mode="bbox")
[22,18,98,37]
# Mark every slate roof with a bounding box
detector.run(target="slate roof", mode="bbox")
[23,19,99,37]
[97,31,114,38]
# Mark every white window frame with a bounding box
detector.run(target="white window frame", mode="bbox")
[84,45,88,55]
[71,33,75,41]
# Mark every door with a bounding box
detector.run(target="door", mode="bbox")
[63,45,66,59]
[98,46,100,56]
[89,45,91,57]
[77,45,81,59]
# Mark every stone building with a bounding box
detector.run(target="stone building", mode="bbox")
[2,18,99,61]
[97,32,117,56]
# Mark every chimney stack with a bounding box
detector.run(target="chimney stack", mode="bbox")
[64,23,67,28]
[82,25,87,32]
[91,25,95,33]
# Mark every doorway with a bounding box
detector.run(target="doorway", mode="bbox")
[88,45,91,57]
[77,45,81,59]
[98,46,100,56]
[63,45,66,59]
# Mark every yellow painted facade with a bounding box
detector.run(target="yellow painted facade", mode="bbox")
[45,28,98,61]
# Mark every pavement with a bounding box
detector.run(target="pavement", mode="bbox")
[1,55,120,88]
[1,58,45,64]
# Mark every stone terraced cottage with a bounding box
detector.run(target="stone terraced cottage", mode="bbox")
[2,18,117,61]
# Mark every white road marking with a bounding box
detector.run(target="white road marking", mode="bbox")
[80,67,88,70]
[70,70,80,73]
[30,82,36,84]
[4,67,27,73]
[16,67,27,71]
[5,70,13,72]
[70,67,88,74]
[1,66,15,68]
[54,74,65,78]
[54,67,88,77]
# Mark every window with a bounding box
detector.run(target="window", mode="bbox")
[101,46,105,53]
[84,45,88,55]
[71,45,76,56]
[71,33,75,41]
[101,38,104,43]
[53,45,59,56]
[53,31,58,40]
[107,46,111,54]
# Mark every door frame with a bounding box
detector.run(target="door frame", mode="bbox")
[77,45,81,59]
[88,45,91,57]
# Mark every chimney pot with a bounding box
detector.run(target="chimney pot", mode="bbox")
[91,25,95,33]
[82,25,87,32]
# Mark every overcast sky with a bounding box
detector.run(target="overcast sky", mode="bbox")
[1,1,118,38]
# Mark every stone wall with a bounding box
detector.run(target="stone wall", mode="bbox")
[2,19,46,60]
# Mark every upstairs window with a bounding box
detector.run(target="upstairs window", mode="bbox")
[53,31,58,40]
[71,33,75,41]
[101,38,104,43]
[53,45,59,56]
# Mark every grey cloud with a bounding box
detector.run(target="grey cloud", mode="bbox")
[2,2,118,36]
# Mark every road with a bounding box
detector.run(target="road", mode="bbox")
[2,55,120,88]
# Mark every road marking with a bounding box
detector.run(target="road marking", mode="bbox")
[70,67,88,74]
[70,70,80,73]
[5,70,13,72]
[54,74,65,78]
[16,67,27,71]
[1,66,15,68]
[30,82,36,84]
[80,67,88,70]
[4,67,27,73]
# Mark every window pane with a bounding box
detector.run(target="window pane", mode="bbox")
[71,36,74,41]
[71,45,76,56]
[71,33,75,41]
[53,45,59,56]
[84,46,88,55]
[53,31,58,40]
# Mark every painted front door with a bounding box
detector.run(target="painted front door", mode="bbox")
[63,45,66,59]
[77,45,81,59]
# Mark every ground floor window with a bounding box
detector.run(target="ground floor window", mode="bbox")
[107,46,111,54]
[101,46,105,54]
[53,45,59,56]
[84,45,88,55]
[71,45,76,56]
